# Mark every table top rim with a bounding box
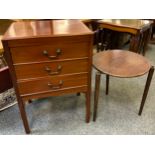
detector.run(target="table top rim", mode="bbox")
[93,50,151,78]
[97,19,152,31]
[2,19,93,41]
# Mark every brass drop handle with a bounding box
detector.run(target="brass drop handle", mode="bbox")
[43,48,61,59]
[47,80,63,89]
[45,65,62,75]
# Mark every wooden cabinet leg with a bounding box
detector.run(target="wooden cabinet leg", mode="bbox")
[17,98,30,134]
[93,72,101,122]
[106,74,109,95]
[85,91,91,123]
[77,92,80,96]
[28,99,32,103]
[138,66,154,115]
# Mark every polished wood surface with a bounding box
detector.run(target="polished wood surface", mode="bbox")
[93,50,154,121]
[2,19,93,133]
[22,86,87,102]
[11,40,89,63]
[81,19,93,23]
[18,73,88,96]
[97,19,152,55]
[98,19,152,34]
[93,50,151,78]
[2,20,92,40]
[15,59,88,80]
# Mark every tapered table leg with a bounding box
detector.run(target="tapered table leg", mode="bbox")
[28,99,32,103]
[85,91,91,123]
[138,66,154,115]
[77,92,80,96]
[106,74,109,95]
[129,34,141,53]
[93,72,101,122]
[18,98,30,134]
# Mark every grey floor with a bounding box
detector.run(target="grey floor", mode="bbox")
[0,44,155,135]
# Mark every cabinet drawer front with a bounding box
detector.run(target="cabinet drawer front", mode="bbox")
[22,86,88,101]
[11,42,90,64]
[18,73,88,96]
[15,59,88,80]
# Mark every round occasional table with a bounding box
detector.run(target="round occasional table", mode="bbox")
[93,50,154,121]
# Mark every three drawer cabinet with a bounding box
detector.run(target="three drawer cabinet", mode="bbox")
[2,20,93,133]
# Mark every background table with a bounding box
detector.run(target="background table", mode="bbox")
[97,19,153,55]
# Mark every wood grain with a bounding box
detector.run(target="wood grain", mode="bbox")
[15,59,88,80]
[2,19,93,133]
[98,19,152,34]
[18,73,88,95]
[93,50,151,78]
[11,41,90,64]
[2,20,92,40]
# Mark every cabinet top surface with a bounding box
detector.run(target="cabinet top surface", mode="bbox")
[2,20,93,40]
[98,19,152,30]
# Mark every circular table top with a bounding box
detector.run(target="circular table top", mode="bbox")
[93,50,151,78]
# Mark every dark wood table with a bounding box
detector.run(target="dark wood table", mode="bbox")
[93,50,154,121]
[97,19,153,55]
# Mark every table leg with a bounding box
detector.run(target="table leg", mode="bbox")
[95,29,103,52]
[96,29,102,52]
[110,31,119,49]
[130,34,141,53]
[93,72,101,122]
[28,99,32,103]
[138,66,154,115]
[85,91,91,123]
[130,35,135,52]
[142,29,151,56]
[106,74,109,95]
[77,92,80,96]
[18,98,30,134]
[137,33,143,54]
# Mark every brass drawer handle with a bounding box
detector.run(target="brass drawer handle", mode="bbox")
[45,65,62,75]
[47,80,63,89]
[43,49,61,59]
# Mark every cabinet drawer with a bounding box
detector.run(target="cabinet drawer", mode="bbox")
[11,42,90,64]
[15,59,88,80]
[17,73,88,96]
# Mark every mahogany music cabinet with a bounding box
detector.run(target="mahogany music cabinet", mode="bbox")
[2,20,93,134]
